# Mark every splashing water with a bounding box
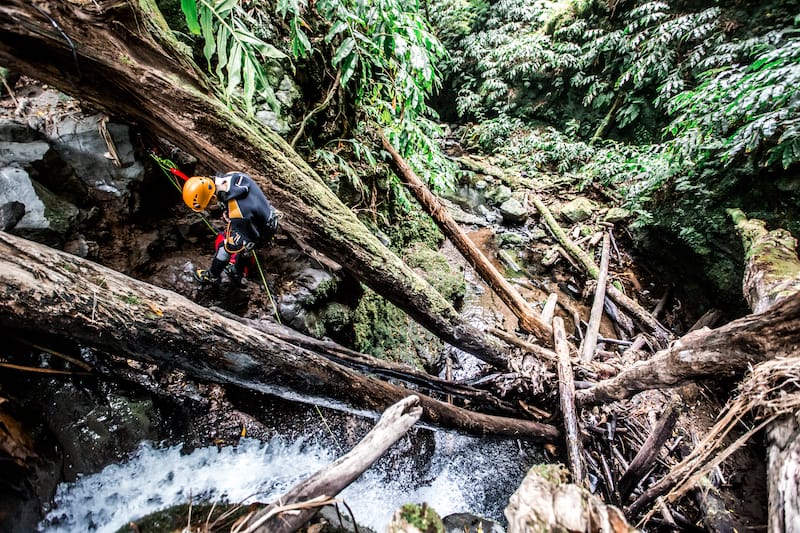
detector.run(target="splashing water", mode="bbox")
[40,430,535,533]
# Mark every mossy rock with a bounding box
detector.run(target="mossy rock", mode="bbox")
[352,289,443,370]
[404,243,466,302]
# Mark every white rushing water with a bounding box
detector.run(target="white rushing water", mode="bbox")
[41,431,534,532]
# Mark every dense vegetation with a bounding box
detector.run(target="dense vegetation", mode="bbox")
[172,0,800,308]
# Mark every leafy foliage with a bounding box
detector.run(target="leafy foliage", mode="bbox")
[180,0,287,114]
[667,30,800,170]
[276,0,457,192]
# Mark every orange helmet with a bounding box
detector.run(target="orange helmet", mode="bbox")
[182,176,216,212]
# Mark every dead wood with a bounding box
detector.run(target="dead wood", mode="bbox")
[574,295,800,406]
[540,293,559,326]
[530,193,672,345]
[381,133,552,344]
[728,210,800,533]
[688,309,723,332]
[0,0,513,370]
[239,396,423,533]
[214,308,519,414]
[581,232,610,362]
[618,395,681,501]
[554,317,586,486]
[0,231,560,441]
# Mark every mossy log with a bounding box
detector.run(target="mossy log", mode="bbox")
[0,231,560,440]
[728,209,800,533]
[0,0,511,369]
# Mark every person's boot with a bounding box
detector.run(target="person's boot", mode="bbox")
[225,259,246,286]
[193,258,226,284]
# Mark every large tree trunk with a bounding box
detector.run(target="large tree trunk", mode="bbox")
[729,209,800,533]
[0,231,559,440]
[0,0,511,368]
[575,294,800,406]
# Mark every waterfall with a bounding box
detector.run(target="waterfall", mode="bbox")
[40,431,536,532]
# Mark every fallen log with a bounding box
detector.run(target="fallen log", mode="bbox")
[529,194,672,345]
[0,0,512,370]
[239,396,422,533]
[0,231,560,441]
[581,232,610,362]
[381,133,553,344]
[617,395,681,501]
[626,213,800,524]
[728,209,800,533]
[574,295,800,406]
[554,317,586,486]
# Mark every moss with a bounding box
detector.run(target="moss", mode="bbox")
[529,463,569,484]
[404,244,466,302]
[118,294,143,305]
[352,289,442,369]
[117,503,250,533]
[394,503,444,533]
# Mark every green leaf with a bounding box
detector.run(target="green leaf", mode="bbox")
[325,20,349,43]
[340,52,358,86]
[181,0,201,34]
[333,37,356,67]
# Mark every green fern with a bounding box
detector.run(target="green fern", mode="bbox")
[180,0,286,114]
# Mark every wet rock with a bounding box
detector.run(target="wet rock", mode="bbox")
[487,184,513,205]
[499,197,528,225]
[498,231,525,248]
[0,200,25,230]
[560,197,596,223]
[0,166,80,242]
[46,113,145,199]
[441,197,489,227]
[43,382,157,480]
[604,207,630,223]
[443,513,505,533]
[0,118,39,143]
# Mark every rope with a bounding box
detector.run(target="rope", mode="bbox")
[252,252,281,324]
[149,151,217,235]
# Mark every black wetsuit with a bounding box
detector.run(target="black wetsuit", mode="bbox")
[217,172,277,252]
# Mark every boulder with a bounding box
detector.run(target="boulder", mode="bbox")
[0,166,79,241]
[560,197,595,223]
[46,113,145,196]
[604,207,630,223]
[499,198,528,225]
[505,465,635,532]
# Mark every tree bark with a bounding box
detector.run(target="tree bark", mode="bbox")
[0,231,560,441]
[554,317,586,487]
[0,0,511,369]
[617,395,681,501]
[728,209,800,533]
[581,232,610,362]
[381,133,553,344]
[575,295,800,406]
[241,396,423,533]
